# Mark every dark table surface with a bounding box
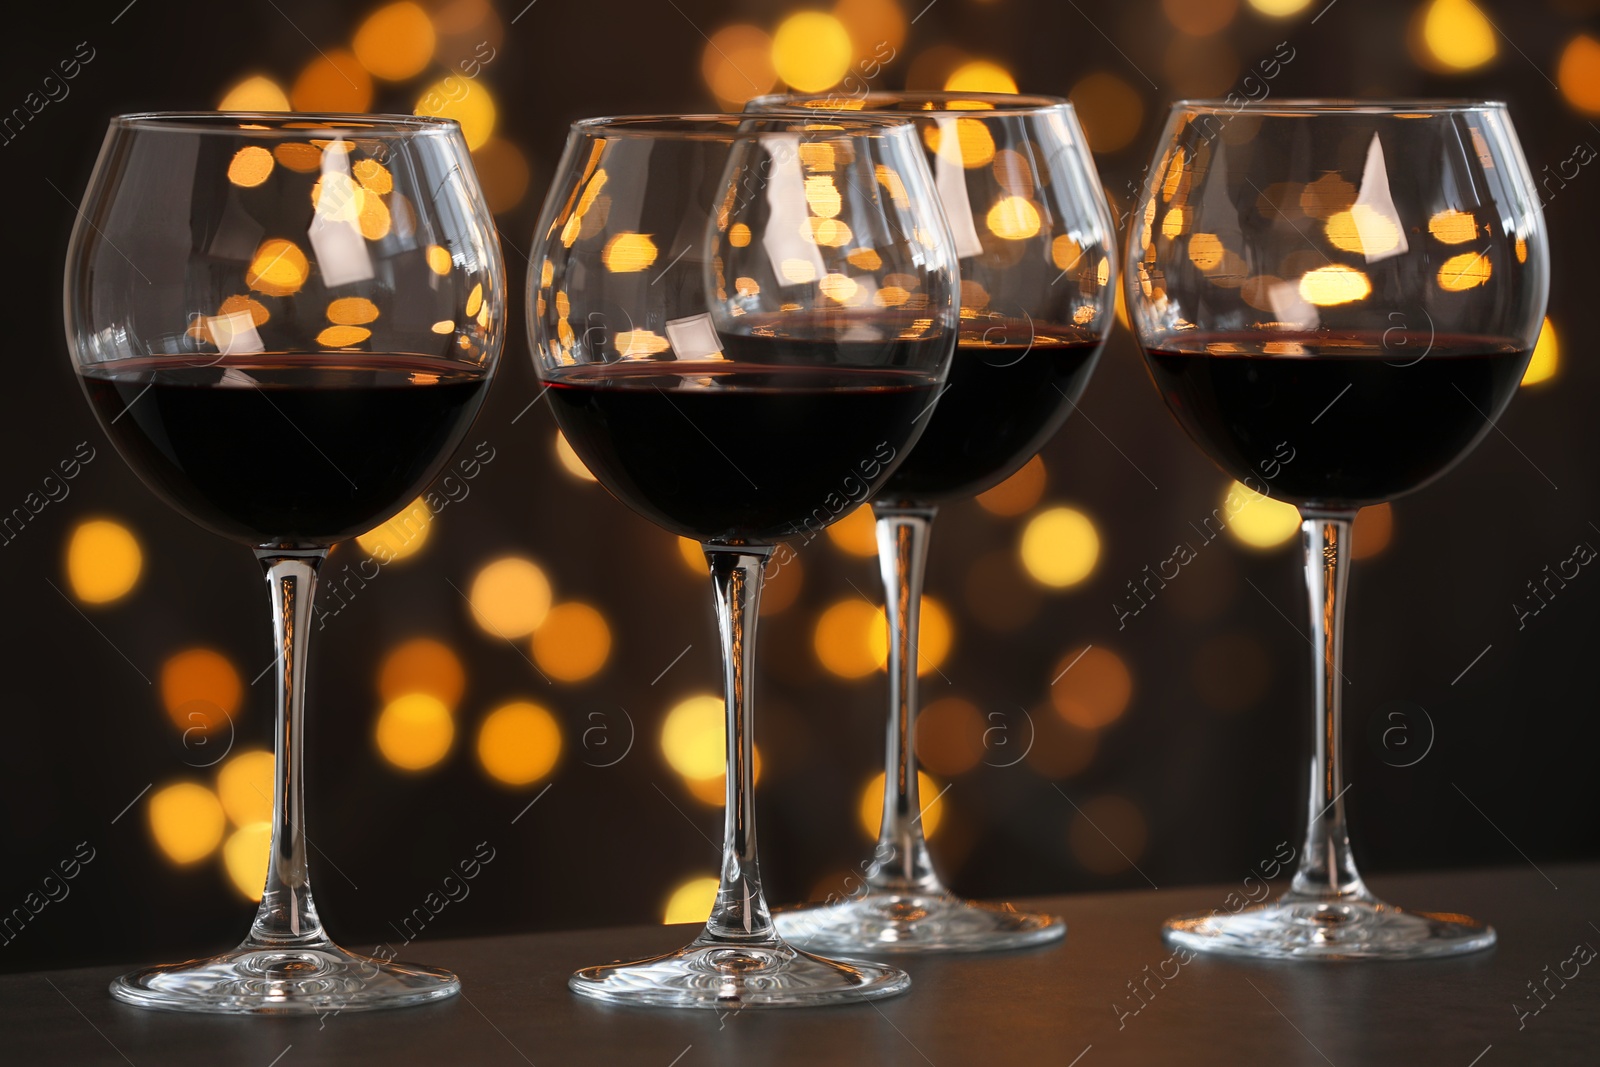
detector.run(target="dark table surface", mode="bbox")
[3,864,1595,1066]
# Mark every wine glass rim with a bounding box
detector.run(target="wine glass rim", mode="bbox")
[569,113,921,140]
[1172,98,1507,115]
[109,111,462,135]
[748,90,1073,116]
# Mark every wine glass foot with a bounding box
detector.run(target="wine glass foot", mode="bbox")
[1162,896,1496,961]
[568,937,910,1009]
[773,891,1065,954]
[109,942,460,1015]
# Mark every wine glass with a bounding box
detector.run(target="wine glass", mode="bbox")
[528,115,959,1006]
[65,113,505,1010]
[1125,100,1548,959]
[746,92,1116,953]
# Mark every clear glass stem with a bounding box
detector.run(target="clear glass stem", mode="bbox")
[1285,512,1371,903]
[247,547,330,948]
[701,545,778,944]
[865,504,942,896]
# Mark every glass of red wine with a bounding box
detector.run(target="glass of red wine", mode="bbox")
[746,92,1116,953]
[65,113,504,1010]
[1126,101,1548,959]
[529,115,959,1006]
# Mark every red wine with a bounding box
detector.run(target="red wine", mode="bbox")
[82,355,489,545]
[1145,332,1531,506]
[879,322,1102,502]
[548,361,942,543]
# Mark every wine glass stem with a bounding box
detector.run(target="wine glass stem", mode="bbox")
[246,547,331,948]
[865,504,942,896]
[1286,512,1371,903]
[702,546,778,944]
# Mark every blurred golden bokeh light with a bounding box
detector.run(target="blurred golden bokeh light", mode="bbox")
[1415,0,1497,72]
[473,137,532,214]
[1020,506,1099,587]
[826,505,880,556]
[1069,73,1143,154]
[662,875,720,925]
[976,455,1047,516]
[218,75,290,111]
[1559,34,1600,114]
[468,556,553,638]
[1051,645,1132,728]
[1222,481,1301,548]
[944,60,1018,94]
[149,782,227,864]
[1247,0,1311,14]
[1522,317,1559,386]
[223,822,271,902]
[477,700,562,785]
[915,696,986,776]
[66,518,142,604]
[815,600,883,678]
[216,750,275,826]
[1163,0,1238,37]
[531,601,612,682]
[868,596,953,675]
[160,647,242,733]
[702,24,778,107]
[1351,502,1394,560]
[858,770,944,838]
[378,637,466,707]
[354,2,437,81]
[415,76,496,150]
[291,49,373,113]
[356,497,433,561]
[661,694,729,781]
[772,12,852,92]
[376,692,455,771]
[554,430,597,481]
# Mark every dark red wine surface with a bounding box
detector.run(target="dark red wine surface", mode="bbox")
[1145,331,1530,506]
[83,354,489,545]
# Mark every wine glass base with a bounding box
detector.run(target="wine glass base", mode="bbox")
[568,937,910,1009]
[1163,896,1496,961]
[109,942,460,1015]
[773,891,1065,954]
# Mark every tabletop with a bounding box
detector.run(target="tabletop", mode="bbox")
[3,864,1595,1066]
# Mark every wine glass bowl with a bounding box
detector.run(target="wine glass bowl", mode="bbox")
[745,91,1116,954]
[64,112,504,1011]
[1126,100,1548,960]
[530,115,959,1006]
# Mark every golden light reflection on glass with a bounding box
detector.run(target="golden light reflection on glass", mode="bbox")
[149,782,227,864]
[858,770,943,838]
[662,875,721,925]
[1298,263,1371,306]
[376,692,454,771]
[986,196,1042,240]
[1223,480,1300,547]
[227,146,275,188]
[316,325,372,347]
[868,597,952,675]
[468,556,552,638]
[246,238,310,298]
[426,244,453,275]
[976,455,1047,515]
[327,296,381,325]
[378,637,465,707]
[1521,316,1559,386]
[477,701,562,785]
[1019,506,1099,587]
[772,11,852,92]
[1428,208,1479,244]
[923,118,996,169]
[602,232,659,273]
[216,750,274,826]
[1324,205,1402,256]
[356,497,432,561]
[66,518,143,604]
[218,75,290,112]
[466,282,485,317]
[354,1,437,81]
[1438,250,1492,291]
